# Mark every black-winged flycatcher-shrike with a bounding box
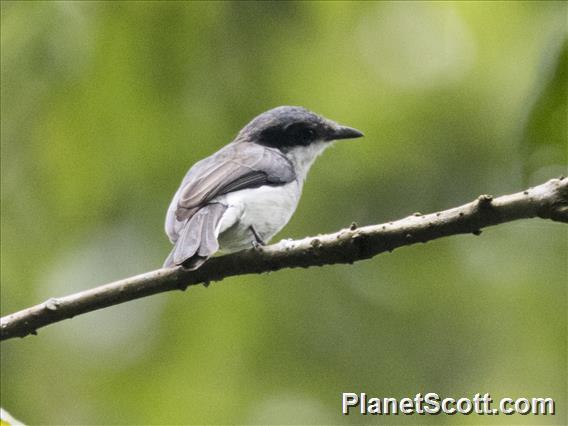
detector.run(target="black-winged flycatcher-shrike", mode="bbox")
[164,106,363,269]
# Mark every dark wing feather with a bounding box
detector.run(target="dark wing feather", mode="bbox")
[177,144,294,209]
[215,170,269,195]
[165,142,295,242]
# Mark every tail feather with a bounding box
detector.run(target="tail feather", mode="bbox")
[198,210,220,257]
[163,203,227,269]
[173,211,205,265]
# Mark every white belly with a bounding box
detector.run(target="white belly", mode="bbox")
[214,181,301,253]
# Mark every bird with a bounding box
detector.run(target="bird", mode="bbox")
[163,106,363,270]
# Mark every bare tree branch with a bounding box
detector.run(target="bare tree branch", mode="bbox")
[1,178,567,341]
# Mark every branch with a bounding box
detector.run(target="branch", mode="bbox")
[2,178,567,341]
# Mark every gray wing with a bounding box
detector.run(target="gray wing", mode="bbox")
[165,142,296,243]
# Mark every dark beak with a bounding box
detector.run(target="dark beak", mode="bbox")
[326,124,364,141]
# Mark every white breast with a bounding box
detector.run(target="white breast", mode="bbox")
[214,141,331,253]
[214,181,301,253]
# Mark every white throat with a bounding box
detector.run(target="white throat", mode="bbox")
[285,141,330,183]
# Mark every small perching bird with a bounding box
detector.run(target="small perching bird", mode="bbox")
[164,106,363,269]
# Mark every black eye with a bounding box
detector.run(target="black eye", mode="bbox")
[276,123,317,147]
[301,128,315,140]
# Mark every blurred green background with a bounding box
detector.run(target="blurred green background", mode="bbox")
[1,1,566,425]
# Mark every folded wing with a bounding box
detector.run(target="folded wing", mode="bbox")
[164,142,296,267]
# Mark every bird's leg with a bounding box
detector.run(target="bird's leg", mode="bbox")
[250,225,266,249]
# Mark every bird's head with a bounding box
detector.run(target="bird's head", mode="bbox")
[235,106,363,151]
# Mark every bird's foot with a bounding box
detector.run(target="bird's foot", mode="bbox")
[250,226,266,249]
[251,240,264,250]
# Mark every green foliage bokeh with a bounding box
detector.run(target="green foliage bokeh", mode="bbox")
[1,1,566,425]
